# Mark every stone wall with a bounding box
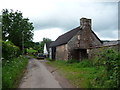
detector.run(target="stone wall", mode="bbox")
[67,32,80,60]
[88,44,119,59]
[55,44,68,60]
[49,47,56,60]
[67,29,102,60]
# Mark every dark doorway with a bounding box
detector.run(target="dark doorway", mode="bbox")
[80,49,88,60]
[52,47,56,60]
[74,49,88,60]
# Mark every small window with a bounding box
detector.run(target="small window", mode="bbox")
[87,49,89,54]
[65,45,67,51]
[78,35,80,40]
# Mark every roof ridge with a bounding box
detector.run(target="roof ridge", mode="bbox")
[61,26,80,36]
[56,26,80,40]
[50,26,81,47]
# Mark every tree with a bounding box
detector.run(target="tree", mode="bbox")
[2,9,34,50]
[39,38,52,53]
[0,15,2,23]
[0,15,2,40]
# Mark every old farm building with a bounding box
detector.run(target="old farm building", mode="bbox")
[49,18,103,61]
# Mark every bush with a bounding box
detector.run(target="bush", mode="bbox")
[93,49,120,88]
[2,56,28,89]
[2,40,21,61]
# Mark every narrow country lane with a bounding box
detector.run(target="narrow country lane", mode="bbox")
[19,58,61,88]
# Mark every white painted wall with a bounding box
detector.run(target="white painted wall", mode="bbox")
[49,48,52,59]
[43,43,48,55]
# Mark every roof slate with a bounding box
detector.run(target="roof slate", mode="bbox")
[50,26,81,47]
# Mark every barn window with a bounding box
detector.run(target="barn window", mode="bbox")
[87,49,89,54]
[78,35,80,40]
[65,44,68,51]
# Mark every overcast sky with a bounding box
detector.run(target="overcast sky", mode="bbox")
[0,0,119,42]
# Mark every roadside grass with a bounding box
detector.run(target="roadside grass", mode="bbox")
[47,49,119,88]
[2,56,28,89]
[47,60,106,88]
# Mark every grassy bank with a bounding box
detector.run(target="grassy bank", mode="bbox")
[47,49,119,88]
[47,60,99,88]
[0,61,2,90]
[47,58,119,88]
[2,56,28,89]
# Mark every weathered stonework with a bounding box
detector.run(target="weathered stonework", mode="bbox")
[66,18,102,61]
[88,44,119,59]
[55,44,68,60]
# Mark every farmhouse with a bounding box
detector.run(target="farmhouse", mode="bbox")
[50,18,102,61]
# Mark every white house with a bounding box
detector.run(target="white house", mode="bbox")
[43,43,48,56]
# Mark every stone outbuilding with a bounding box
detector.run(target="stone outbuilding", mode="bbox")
[50,18,103,61]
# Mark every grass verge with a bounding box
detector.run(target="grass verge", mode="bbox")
[0,62,2,90]
[47,49,119,88]
[47,60,107,88]
[2,56,28,89]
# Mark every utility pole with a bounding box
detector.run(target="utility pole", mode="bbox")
[22,31,24,55]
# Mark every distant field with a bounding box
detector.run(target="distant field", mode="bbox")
[27,49,37,54]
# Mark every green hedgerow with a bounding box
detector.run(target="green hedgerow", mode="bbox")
[1,40,21,61]
[2,56,28,89]
[92,49,120,88]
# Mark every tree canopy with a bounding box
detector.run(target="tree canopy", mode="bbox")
[2,9,34,49]
[0,15,2,40]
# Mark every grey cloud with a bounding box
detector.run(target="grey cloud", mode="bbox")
[30,2,117,39]
[32,17,79,30]
[98,30,118,38]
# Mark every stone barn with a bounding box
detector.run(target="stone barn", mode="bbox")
[50,18,102,61]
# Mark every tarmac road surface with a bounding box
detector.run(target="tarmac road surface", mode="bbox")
[19,58,61,88]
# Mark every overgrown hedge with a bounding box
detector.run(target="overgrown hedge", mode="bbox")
[92,49,120,88]
[2,56,28,89]
[1,40,21,61]
[1,40,28,89]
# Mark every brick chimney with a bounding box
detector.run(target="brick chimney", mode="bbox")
[80,18,91,30]
[80,18,93,48]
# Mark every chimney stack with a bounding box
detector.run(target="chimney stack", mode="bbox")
[80,18,91,29]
